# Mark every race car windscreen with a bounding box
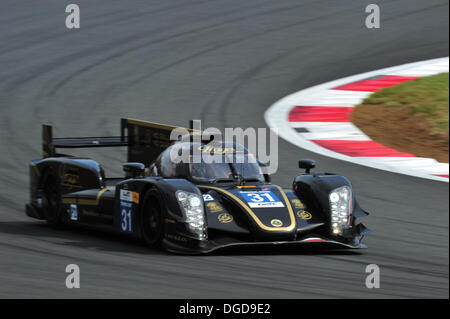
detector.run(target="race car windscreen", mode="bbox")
[189,154,264,183]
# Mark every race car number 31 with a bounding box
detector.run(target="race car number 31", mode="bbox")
[239,190,285,208]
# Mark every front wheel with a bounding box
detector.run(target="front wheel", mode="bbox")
[140,190,164,248]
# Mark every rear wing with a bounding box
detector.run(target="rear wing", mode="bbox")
[42,118,194,166]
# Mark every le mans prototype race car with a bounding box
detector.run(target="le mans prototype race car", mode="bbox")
[26,118,370,254]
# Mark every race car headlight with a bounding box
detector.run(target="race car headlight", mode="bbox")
[176,190,207,240]
[329,186,352,236]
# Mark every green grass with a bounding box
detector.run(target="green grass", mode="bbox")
[363,73,449,139]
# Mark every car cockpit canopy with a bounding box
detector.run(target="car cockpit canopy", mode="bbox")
[151,142,265,184]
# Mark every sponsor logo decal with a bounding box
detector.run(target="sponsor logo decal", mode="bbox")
[206,202,223,213]
[198,145,242,154]
[291,199,305,209]
[70,204,78,221]
[120,189,132,201]
[270,219,283,227]
[166,234,188,242]
[63,172,80,188]
[218,213,233,223]
[132,192,139,204]
[60,165,81,188]
[297,210,312,220]
[120,189,138,203]
[202,194,214,201]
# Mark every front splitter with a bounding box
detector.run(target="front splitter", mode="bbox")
[162,237,367,255]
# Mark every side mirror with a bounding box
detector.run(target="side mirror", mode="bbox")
[299,159,315,174]
[123,162,145,178]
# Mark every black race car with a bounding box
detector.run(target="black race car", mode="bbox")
[26,118,370,254]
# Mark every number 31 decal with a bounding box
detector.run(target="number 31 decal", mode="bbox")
[120,203,132,233]
[246,192,275,202]
[239,191,285,208]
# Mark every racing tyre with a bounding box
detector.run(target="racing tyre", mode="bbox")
[141,189,164,248]
[42,173,63,227]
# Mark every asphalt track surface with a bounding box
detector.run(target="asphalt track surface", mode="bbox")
[0,0,448,298]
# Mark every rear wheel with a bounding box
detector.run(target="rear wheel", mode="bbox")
[140,190,164,248]
[42,174,63,227]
